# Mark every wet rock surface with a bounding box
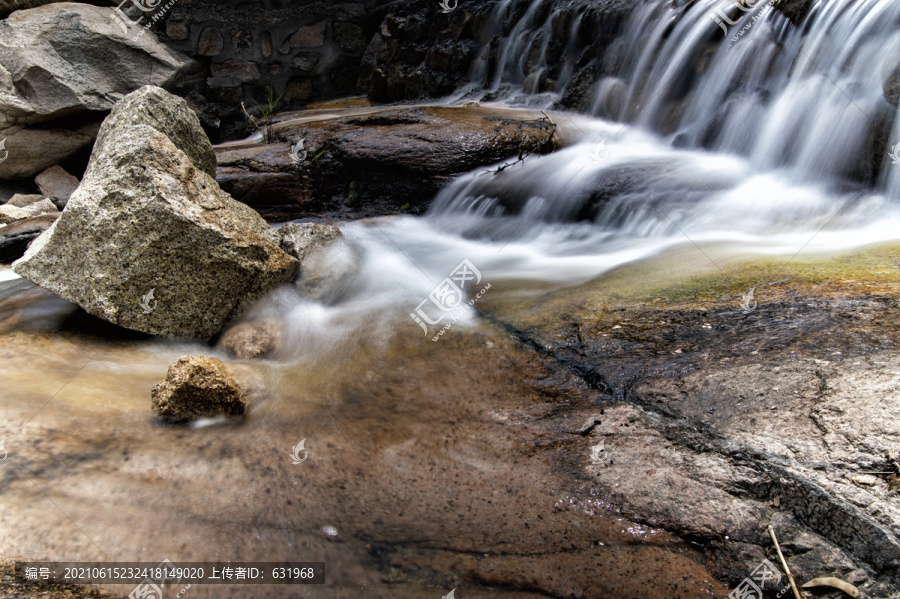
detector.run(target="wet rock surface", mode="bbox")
[151,355,247,422]
[215,105,559,219]
[5,245,900,597]
[479,250,900,596]
[0,284,729,599]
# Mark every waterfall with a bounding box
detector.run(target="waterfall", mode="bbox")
[468,0,900,195]
[419,0,900,265]
[595,0,900,190]
[267,0,900,335]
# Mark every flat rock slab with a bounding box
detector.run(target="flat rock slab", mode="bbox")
[215,105,561,219]
[479,251,900,595]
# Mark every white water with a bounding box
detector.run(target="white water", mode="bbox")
[266,0,900,344]
[460,0,899,190]
[597,0,900,189]
[265,117,900,347]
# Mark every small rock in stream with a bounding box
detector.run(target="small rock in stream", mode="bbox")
[278,222,343,264]
[218,318,283,359]
[151,355,247,423]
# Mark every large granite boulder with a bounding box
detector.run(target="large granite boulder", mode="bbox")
[0,3,201,178]
[13,86,299,340]
[90,85,217,178]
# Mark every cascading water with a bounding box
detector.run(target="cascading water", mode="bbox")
[263,0,900,345]
[593,0,900,190]
[465,0,899,192]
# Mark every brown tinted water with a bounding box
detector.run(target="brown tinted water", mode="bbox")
[0,277,726,598]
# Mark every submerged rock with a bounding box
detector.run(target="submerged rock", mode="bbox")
[218,318,283,359]
[278,222,357,298]
[0,3,199,178]
[13,86,299,340]
[151,355,247,423]
[885,61,900,108]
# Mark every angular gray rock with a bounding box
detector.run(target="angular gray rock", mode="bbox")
[151,355,247,423]
[91,86,217,179]
[0,203,27,224]
[278,222,343,264]
[0,3,200,178]
[13,86,299,340]
[5,193,43,207]
[0,197,55,223]
[35,166,79,207]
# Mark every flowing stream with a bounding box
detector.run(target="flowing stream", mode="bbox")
[3,0,900,596]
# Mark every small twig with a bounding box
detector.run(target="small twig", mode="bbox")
[486,114,558,174]
[768,525,802,599]
[241,102,260,129]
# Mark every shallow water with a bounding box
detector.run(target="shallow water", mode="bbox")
[0,271,732,597]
